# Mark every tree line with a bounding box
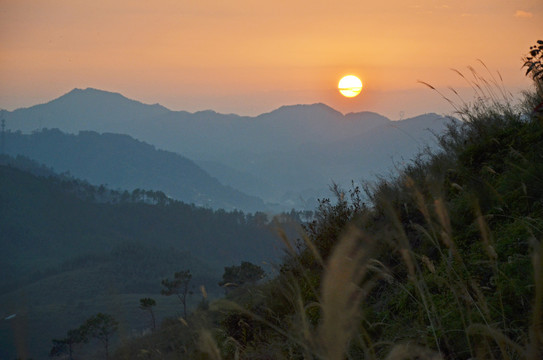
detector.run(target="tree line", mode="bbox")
[50,261,265,359]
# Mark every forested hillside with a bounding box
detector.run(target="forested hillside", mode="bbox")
[0,158,284,359]
[3,129,267,212]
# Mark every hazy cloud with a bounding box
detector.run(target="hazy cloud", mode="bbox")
[515,10,533,18]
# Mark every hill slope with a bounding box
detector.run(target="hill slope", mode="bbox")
[0,160,283,359]
[0,161,280,275]
[5,87,170,134]
[111,81,543,360]
[4,129,267,211]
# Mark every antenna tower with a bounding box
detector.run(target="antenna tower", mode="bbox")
[1,117,5,155]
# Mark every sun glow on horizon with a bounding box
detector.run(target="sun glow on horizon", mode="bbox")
[0,1,538,116]
[338,75,363,97]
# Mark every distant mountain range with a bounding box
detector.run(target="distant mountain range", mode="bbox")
[4,129,267,211]
[3,88,456,209]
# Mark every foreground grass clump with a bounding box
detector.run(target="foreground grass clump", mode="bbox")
[113,48,543,360]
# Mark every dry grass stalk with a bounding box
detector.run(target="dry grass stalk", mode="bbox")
[405,176,432,226]
[475,206,497,261]
[198,329,223,360]
[382,197,446,353]
[421,255,436,274]
[277,227,297,257]
[467,323,524,358]
[433,198,462,261]
[317,225,373,360]
[302,232,325,267]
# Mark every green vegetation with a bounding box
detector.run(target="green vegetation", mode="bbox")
[0,157,280,284]
[139,298,157,331]
[83,313,119,360]
[218,261,266,292]
[112,42,543,359]
[161,270,193,319]
[50,313,118,360]
[524,40,543,82]
[0,156,286,359]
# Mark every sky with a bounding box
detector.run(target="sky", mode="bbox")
[0,0,541,119]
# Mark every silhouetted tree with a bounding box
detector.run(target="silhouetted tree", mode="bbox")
[161,270,192,318]
[139,297,157,331]
[219,261,265,293]
[81,313,118,360]
[49,328,86,359]
[524,40,543,82]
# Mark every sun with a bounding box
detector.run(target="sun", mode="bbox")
[338,75,363,97]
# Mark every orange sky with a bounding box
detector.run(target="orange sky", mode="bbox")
[0,0,540,118]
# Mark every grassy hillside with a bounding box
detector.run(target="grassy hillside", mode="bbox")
[112,48,543,359]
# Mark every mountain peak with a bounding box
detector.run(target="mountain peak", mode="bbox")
[262,103,342,118]
[65,87,123,97]
[56,88,169,112]
[396,112,451,125]
[345,111,390,123]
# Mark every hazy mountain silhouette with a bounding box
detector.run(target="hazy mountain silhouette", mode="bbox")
[4,88,454,208]
[4,129,267,211]
[6,88,169,133]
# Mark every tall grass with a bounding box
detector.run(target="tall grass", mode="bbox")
[114,61,543,360]
[199,68,541,359]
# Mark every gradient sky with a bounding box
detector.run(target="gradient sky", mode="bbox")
[0,0,540,118]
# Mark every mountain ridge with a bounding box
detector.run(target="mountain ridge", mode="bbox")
[6,87,390,118]
[4,129,268,211]
[2,88,453,208]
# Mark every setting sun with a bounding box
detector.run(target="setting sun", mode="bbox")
[338,75,363,98]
